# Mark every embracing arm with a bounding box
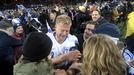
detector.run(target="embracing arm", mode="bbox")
[50,50,81,65]
[51,54,67,64]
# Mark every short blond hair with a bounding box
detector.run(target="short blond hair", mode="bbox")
[55,15,72,26]
[79,6,86,12]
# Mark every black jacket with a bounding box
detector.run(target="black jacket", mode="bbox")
[0,31,23,75]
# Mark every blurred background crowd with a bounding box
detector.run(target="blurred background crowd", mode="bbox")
[1,0,134,75]
[0,0,134,39]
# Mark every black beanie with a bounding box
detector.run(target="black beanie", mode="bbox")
[22,32,52,62]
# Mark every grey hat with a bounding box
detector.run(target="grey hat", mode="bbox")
[0,20,12,29]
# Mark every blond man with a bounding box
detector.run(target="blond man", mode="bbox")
[47,15,81,70]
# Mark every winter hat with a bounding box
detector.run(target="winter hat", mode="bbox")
[0,19,12,29]
[92,23,120,38]
[12,18,22,32]
[22,32,52,62]
[92,23,120,44]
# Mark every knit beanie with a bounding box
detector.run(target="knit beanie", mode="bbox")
[92,23,120,38]
[92,23,120,44]
[22,32,52,62]
[12,18,22,32]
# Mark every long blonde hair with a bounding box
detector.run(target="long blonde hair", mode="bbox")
[82,34,127,75]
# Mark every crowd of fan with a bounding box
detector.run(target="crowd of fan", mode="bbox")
[1,0,134,75]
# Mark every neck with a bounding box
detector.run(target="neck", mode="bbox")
[55,35,64,44]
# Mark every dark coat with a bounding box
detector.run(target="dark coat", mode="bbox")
[0,31,23,75]
[125,33,134,54]
[76,34,84,53]
[96,17,108,28]
[74,11,90,33]
[12,32,24,63]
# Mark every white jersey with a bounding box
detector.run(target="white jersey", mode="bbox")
[123,49,134,74]
[47,32,78,58]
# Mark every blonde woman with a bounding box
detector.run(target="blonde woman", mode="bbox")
[82,34,128,75]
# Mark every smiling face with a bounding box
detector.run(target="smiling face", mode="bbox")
[55,23,71,43]
[54,15,72,43]
[84,24,95,39]
[15,26,24,34]
[91,10,101,21]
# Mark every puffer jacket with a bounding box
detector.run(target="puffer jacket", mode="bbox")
[14,58,53,75]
